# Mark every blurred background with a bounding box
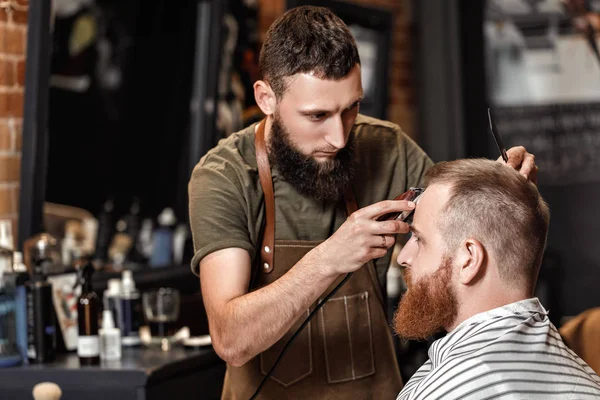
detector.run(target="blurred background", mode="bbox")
[1,0,600,394]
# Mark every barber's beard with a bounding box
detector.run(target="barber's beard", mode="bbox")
[267,113,355,203]
[393,257,458,340]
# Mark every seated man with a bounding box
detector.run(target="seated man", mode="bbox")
[394,159,600,400]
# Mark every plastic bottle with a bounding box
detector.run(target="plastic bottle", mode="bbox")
[137,219,153,260]
[99,309,121,361]
[61,228,76,268]
[0,233,20,367]
[0,219,13,278]
[13,251,29,364]
[103,279,121,328]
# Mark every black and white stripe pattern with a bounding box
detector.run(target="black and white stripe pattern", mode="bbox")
[397,298,600,400]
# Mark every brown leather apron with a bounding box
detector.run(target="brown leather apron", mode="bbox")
[221,121,402,399]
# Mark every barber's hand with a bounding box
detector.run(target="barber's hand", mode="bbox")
[498,146,538,184]
[316,199,415,275]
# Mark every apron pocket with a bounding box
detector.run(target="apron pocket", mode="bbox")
[320,291,375,383]
[260,310,312,387]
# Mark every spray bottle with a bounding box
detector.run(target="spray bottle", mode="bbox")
[119,270,143,346]
[99,309,121,361]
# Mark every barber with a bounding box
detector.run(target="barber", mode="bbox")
[188,6,537,399]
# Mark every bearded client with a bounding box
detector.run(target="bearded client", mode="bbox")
[394,159,600,400]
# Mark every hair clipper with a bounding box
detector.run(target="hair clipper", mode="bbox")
[377,187,424,223]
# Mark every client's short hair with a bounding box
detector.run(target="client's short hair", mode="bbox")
[424,159,550,285]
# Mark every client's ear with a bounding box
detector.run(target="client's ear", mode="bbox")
[456,238,486,285]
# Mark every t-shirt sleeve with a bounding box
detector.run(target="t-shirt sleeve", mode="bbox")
[188,154,255,276]
[401,128,434,188]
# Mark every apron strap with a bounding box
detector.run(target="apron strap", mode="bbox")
[255,119,275,273]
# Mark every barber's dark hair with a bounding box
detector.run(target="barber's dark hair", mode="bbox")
[259,6,360,98]
[424,159,550,291]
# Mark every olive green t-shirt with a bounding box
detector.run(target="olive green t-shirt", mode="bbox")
[188,114,433,290]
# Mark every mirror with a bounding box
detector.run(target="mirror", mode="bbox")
[19,0,263,270]
[19,0,394,270]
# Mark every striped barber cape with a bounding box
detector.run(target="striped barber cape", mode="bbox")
[397,298,600,400]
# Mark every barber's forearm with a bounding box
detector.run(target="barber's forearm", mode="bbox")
[212,250,337,366]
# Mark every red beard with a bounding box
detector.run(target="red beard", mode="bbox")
[393,257,458,340]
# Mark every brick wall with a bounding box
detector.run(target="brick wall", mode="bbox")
[258,0,417,138]
[0,0,28,247]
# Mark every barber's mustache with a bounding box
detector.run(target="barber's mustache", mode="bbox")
[314,146,341,153]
